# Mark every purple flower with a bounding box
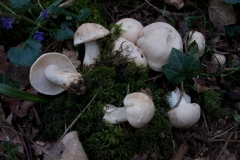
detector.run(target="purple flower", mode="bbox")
[40,10,50,19]
[33,31,44,41]
[0,17,14,29]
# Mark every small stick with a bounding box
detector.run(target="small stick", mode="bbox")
[18,125,31,160]
[57,92,98,142]
[216,132,234,160]
[170,81,184,110]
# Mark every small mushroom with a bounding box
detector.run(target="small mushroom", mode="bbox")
[212,53,226,65]
[30,52,86,95]
[112,37,148,67]
[167,88,201,128]
[164,0,184,10]
[74,23,110,66]
[103,92,155,128]
[137,22,183,71]
[184,31,206,57]
[115,18,143,44]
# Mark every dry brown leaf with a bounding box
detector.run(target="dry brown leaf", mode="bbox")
[62,48,81,68]
[164,0,184,10]
[208,0,236,32]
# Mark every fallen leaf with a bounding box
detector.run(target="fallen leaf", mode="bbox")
[208,0,236,32]
[62,48,81,68]
[0,45,13,74]
[164,0,184,10]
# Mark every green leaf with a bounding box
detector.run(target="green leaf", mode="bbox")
[220,0,240,4]
[49,6,89,21]
[0,83,48,103]
[187,41,199,55]
[8,38,42,67]
[53,22,74,41]
[225,24,240,37]
[0,74,19,88]
[233,113,240,124]
[162,48,201,85]
[9,0,30,8]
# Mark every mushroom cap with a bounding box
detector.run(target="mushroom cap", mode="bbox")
[184,31,205,57]
[30,52,77,95]
[164,0,184,10]
[137,22,183,71]
[212,53,226,65]
[167,88,191,108]
[74,23,110,47]
[168,103,201,128]
[112,37,148,67]
[115,18,143,44]
[124,92,155,128]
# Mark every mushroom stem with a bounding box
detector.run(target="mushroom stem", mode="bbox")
[83,41,100,66]
[103,105,128,124]
[45,65,86,95]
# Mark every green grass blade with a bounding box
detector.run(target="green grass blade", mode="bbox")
[0,83,48,103]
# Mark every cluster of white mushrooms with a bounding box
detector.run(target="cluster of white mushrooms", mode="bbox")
[29,18,227,130]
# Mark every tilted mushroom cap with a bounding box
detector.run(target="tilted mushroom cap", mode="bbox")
[115,18,143,44]
[164,0,184,10]
[124,92,155,128]
[30,52,84,95]
[212,53,226,65]
[184,31,205,57]
[137,22,183,71]
[112,37,148,67]
[168,103,201,128]
[74,23,110,46]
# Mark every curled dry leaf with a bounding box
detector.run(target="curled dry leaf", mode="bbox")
[62,48,81,68]
[208,0,236,32]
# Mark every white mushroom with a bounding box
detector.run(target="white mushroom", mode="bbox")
[212,53,226,65]
[29,52,86,95]
[184,31,206,57]
[115,18,143,44]
[103,92,155,128]
[112,37,148,67]
[137,22,183,71]
[167,88,201,128]
[74,23,110,66]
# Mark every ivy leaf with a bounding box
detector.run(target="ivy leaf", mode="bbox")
[53,22,74,41]
[220,0,240,4]
[9,0,30,8]
[7,38,42,67]
[233,113,240,124]
[187,41,199,55]
[162,48,201,85]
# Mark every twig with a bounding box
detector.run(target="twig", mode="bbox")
[209,123,237,141]
[171,81,184,110]
[216,132,234,160]
[144,0,168,14]
[119,2,147,17]
[144,73,163,82]
[57,92,98,142]
[201,111,209,134]
[32,107,41,125]
[18,125,31,160]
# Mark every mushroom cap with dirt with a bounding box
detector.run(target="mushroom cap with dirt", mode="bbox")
[167,88,201,128]
[73,23,110,66]
[30,52,86,95]
[137,22,183,71]
[103,92,155,128]
[184,31,206,57]
[115,18,143,44]
[112,37,148,67]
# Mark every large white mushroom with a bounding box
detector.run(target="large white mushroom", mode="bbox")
[103,92,155,128]
[167,88,201,128]
[112,37,148,67]
[115,18,143,44]
[29,52,86,95]
[184,31,206,57]
[74,23,110,66]
[137,22,183,72]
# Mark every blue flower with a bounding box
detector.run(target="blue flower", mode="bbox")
[33,31,44,41]
[0,17,14,29]
[40,10,50,19]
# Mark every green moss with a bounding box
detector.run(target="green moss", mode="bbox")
[68,0,108,25]
[203,90,221,112]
